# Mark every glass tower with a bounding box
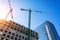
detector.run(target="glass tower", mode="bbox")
[35,21,59,40]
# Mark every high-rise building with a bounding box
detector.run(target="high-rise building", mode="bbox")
[35,21,59,40]
[0,19,38,40]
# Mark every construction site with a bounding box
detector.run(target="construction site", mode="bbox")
[0,0,60,40]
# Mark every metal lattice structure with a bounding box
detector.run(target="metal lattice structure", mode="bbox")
[4,0,13,20]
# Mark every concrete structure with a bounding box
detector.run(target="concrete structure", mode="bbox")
[35,21,59,40]
[0,19,38,40]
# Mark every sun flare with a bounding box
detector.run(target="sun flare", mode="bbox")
[0,1,10,20]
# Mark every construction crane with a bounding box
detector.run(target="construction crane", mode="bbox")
[20,8,44,40]
[4,0,13,20]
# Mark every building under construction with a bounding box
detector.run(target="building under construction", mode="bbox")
[0,19,38,40]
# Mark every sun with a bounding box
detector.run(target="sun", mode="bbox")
[0,1,9,20]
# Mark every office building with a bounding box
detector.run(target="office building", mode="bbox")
[35,21,59,40]
[0,19,38,40]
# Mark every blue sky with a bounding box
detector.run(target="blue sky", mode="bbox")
[0,0,60,36]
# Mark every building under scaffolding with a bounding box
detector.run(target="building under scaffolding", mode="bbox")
[0,19,38,40]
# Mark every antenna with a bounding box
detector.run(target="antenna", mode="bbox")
[20,8,44,40]
[4,0,13,20]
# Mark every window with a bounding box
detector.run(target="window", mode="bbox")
[2,26,5,28]
[16,34,18,37]
[23,30,25,34]
[9,23,11,25]
[0,29,3,31]
[12,33,15,35]
[15,38,17,40]
[7,35,10,38]
[6,28,8,29]
[36,36,38,39]
[17,29,19,31]
[22,36,24,39]
[19,35,21,38]
[25,38,28,40]
[4,30,7,33]
[18,39,21,40]
[9,32,11,34]
[20,30,22,33]
[3,33,6,36]
[7,25,10,27]
[6,39,9,40]
[11,36,14,39]
[11,27,13,29]
[14,28,16,30]
[1,37,4,40]
[4,24,6,26]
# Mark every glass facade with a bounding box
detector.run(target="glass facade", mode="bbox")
[35,21,59,40]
